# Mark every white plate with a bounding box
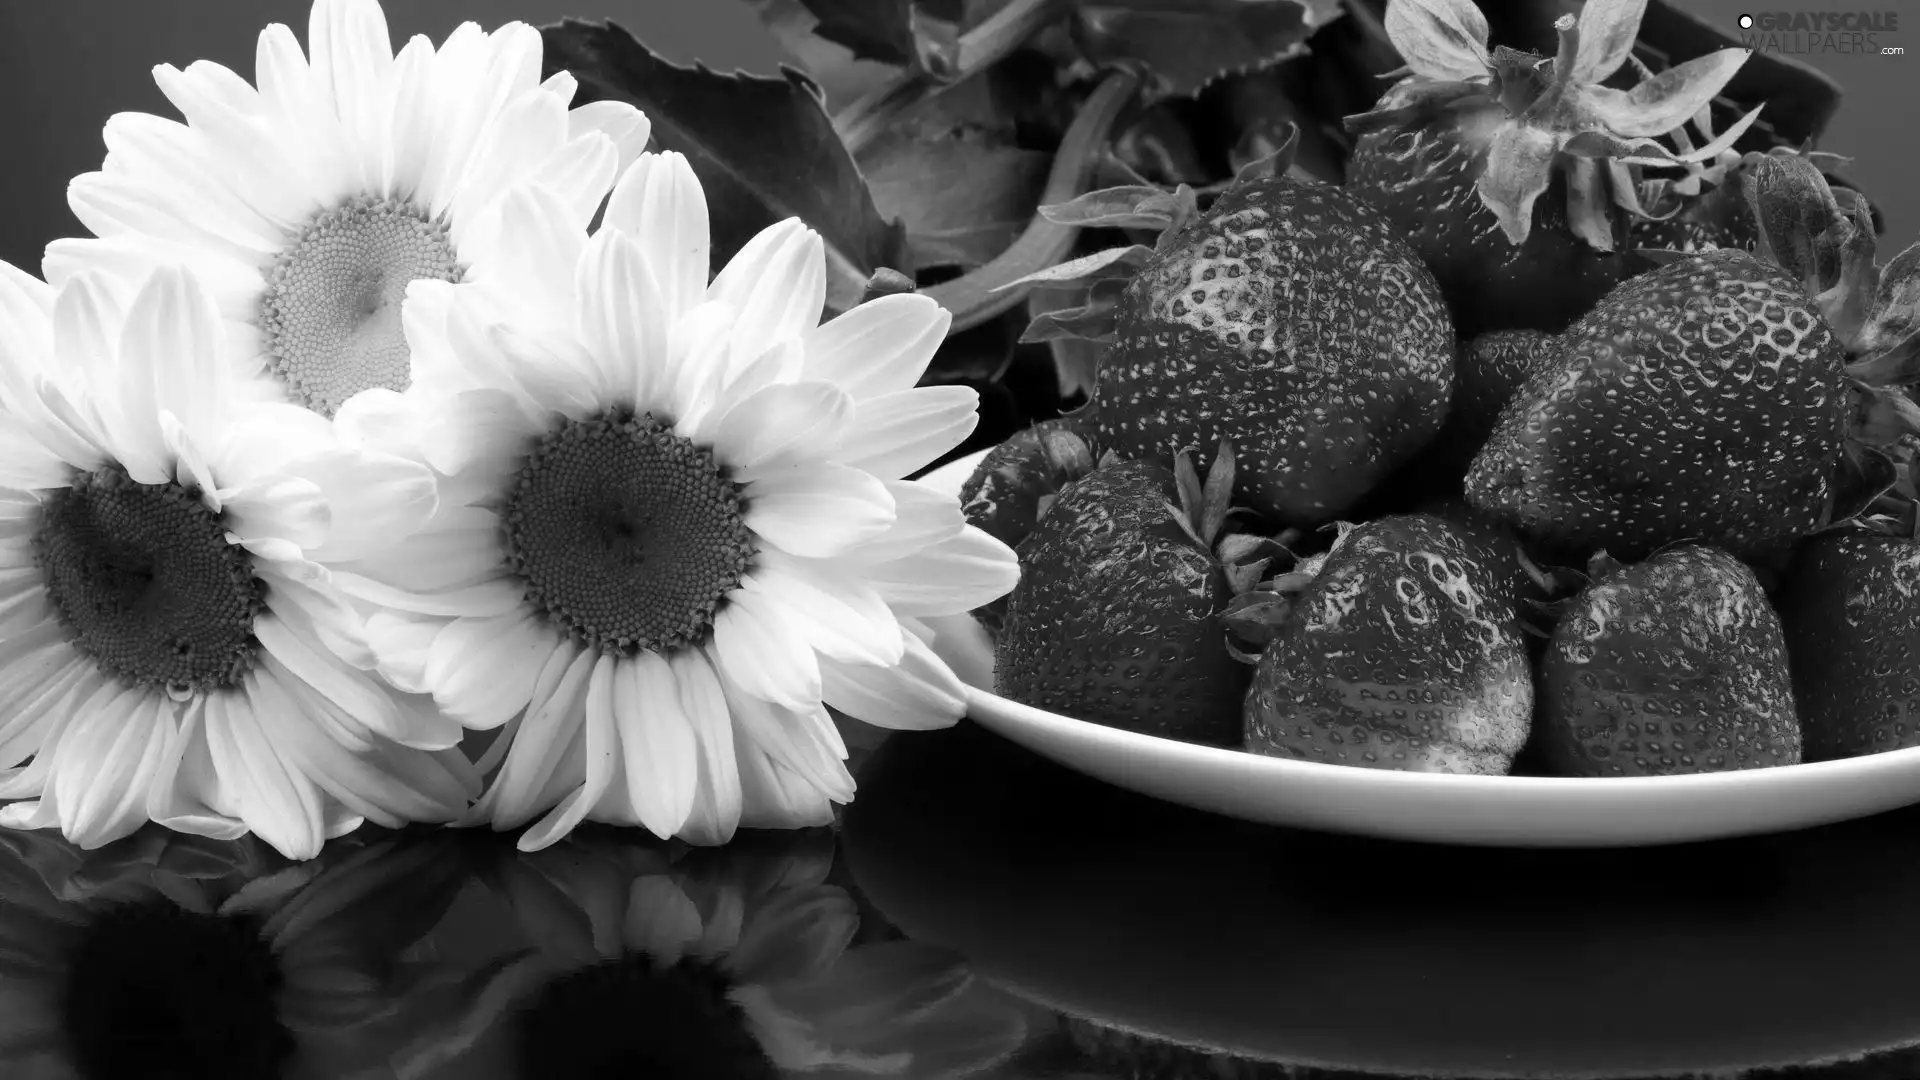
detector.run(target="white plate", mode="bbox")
[916,447,1920,847]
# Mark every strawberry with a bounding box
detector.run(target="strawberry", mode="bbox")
[1440,328,1557,465]
[1464,154,1920,558]
[1535,546,1800,776]
[994,445,1263,746]
[1343,0,1758,337]
[1239,513,1534,774]
[957,418,1097,637]
[1775,529,1920,761]
[1082,175,1456,529]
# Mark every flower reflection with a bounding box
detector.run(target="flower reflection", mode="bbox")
[0,826,471,1080]
[431,828,1030,1079]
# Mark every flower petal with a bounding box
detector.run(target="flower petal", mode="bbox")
[832,385,980,480]
[425,609,558,729]
[866,524,1019,615]
[674,648,740,845]
[820,632,969,731]
[709,380,853,475]
[603,151,709,320]
[479,640,593,830]
[711,590,822,711]
[206,683,326,860]
[517,651,622,851]
[707,218,826,364]
[49,683,170,849]
[740,553,905,667]
[744,464,895,559]
[616,650,699,840]
[799,292,949,399]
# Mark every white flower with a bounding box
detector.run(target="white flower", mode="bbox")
[335,151,1019,851]
[42,0,649,420]
[0,260,480,860]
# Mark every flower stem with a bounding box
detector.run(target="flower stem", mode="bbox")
[835,0,1070,156]
[920,69,1141,334]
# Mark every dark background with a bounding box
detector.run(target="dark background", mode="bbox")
[0,0,1912,274]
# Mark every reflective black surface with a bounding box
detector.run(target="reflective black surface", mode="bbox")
[9,721,1920,1079]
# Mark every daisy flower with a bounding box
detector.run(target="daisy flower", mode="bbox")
[0,826,483,1080]
[334,152,1019,851]
[41,0,649,420]
[397,831,1030,1078]
[0,260,478,860]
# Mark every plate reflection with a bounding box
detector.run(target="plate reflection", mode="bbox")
[843,721,1920,1080]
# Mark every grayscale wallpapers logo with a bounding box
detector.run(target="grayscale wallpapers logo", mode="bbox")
[1737,11,1905,55]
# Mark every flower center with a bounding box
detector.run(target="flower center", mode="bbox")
[34,467,267,696]
[61,900,294,1079]
[504,411,756,657]
[258,194,463,417]
[511,954,778,1079]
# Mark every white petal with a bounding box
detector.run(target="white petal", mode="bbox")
[206,685,326,860]
[517,652,621,851]
[867,524,1019,615]
[706,219,825,365]
[740,553,904,666]
[820,632,968,731]
[417,386,541,480]
[454,184,587,323]
[800,292,950,399]
[576,228,670,411]
[355,505,505,592]
[722,687,853,806]
[833,385,980,480]
[854,479,968,562]
[603,151,708,319]
[248,670,470,828]
[708,380,852,475]
[222,476,329,550]
[527,134,621,227]
[296,448,440,563]
[744,464,895,559]
[50,683,169,849]
[568,100,651,173]
[114,269,227,482]
[711,589,821,711]
[673,648,740,845]
[615,649,698,839]
[425,610,558,729]
[253,611,406,737]
[146,697,249,840]
[480,640,593,830]
[262,563,375,669]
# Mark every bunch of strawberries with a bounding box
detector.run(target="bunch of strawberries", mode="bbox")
[956,0,1920,777]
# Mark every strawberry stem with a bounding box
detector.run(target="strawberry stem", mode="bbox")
[920,70,1141,334]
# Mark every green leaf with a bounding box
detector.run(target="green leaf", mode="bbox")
[1476,123,1562,245]
[1382,0,1491,82]
[742,0,903,106]
[1859,241,1920,360]
[866,138,1050,269]
[993,244,1154,291]
[1070,0,1333,105]
[1037,184,1188,230]
[1018,299,1117,344]
[542,19,907,314]
[1027,286,1107,396]
[793,0,967,73]
[1581,48,1751,139]
[1569,0,1647,83]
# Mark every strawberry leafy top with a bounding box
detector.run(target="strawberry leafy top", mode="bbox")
[1715,153,1920,532]
[1348,0,1760,251]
